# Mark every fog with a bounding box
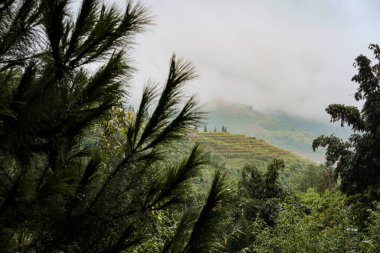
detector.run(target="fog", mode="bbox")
[118,0,380,122]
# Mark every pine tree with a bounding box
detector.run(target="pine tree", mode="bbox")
[0,1,232,252]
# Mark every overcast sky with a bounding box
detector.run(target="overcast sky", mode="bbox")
[117,0,380,122]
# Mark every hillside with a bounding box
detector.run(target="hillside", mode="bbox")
[190,131,329,191]
[204,100,352,162]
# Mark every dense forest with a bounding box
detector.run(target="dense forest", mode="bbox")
[1,1,380,252]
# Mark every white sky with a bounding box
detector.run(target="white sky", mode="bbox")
[114,0,380,122]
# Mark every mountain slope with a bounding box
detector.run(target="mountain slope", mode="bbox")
[190,132,330,191]
[203,101,351,162]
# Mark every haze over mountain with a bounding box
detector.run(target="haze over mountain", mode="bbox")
[203,100,352,162]
[126,0,380,123]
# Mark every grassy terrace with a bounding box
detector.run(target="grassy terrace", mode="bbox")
[190,132,318,190]
[192,132,308,165]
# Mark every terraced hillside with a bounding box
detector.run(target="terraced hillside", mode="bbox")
[190,131,326,191]
[204,101,352,162]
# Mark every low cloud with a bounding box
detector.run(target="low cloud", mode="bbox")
[124,0,380,122]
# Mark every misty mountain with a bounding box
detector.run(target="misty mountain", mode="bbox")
[203,100,352,162]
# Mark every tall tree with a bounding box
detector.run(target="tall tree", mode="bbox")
[0,1,231,252]
[225,159,285,252]
[313,44,380,196]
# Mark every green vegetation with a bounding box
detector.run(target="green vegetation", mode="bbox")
[313,44,380,196]
[0,1,230,252]
[1,1,380,253]
[191,131,331,192]
[205,101,352,162]
[253,190,366,253]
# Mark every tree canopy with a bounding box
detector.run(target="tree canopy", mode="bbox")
[0,1,232,252]
[3,1,380,252]
[313,44,380,197]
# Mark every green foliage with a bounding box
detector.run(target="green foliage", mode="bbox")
[313,44,380,196]
[225,159,285,252]
[253,190,366,253]
[3,1,380,253]
[239,159,285,225]
[183,171,233,253]
[367,203,380,252]
[0,1,232,252]
[296,164,335,193]
[205,101,351,162]
[192,132,325,191]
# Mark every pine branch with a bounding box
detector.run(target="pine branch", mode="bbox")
[64,0,98,63]
[137,55,197,148]
[145,143,207,209]
[42,0,70,73]
[67,1,150,68]
[184,171,232,253]
[126,83,158,153]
